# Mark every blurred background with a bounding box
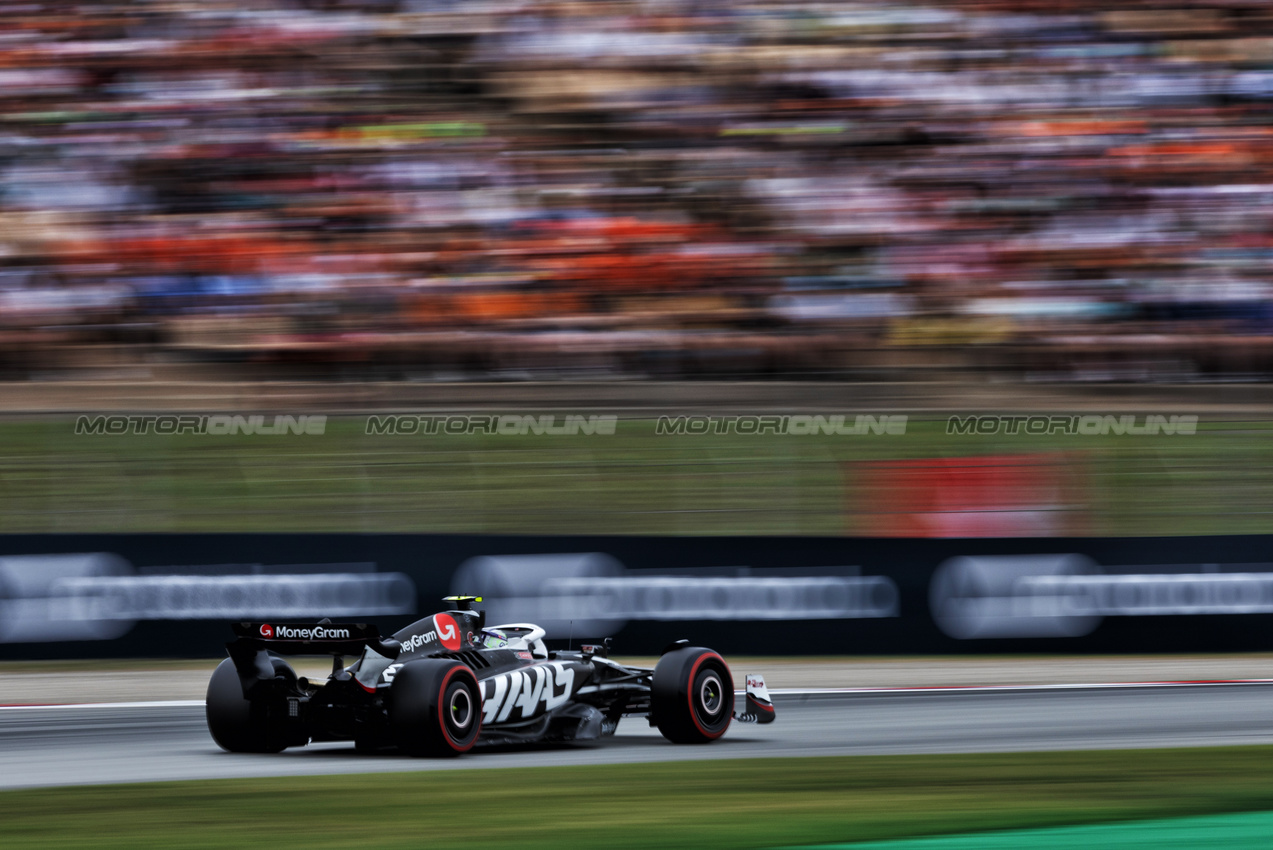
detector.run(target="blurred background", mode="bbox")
[4,0,1273,382]
[1,1,1273,540]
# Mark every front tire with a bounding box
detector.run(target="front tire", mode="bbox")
[206,657,291,753]
[652,647,734,744]
[389,659,481,757]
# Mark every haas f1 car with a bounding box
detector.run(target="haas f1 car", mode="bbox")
[206,597,775,756]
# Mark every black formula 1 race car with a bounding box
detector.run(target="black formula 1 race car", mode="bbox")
[206,597,774,756]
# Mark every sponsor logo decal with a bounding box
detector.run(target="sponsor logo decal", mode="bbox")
[435,613,461,651]
[260,623,274,637]
[516,651,533,661]
[481,662,577,725]
[400,630,437,653]
[267,625,352,640]
[398,615,461,653]
[744,673,772,705]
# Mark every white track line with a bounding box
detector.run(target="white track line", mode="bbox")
[0,700,205,711]
[5,679,1273,711]
[766,679,1273,696]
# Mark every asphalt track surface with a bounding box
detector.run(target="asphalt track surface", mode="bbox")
[4,683,1273,790]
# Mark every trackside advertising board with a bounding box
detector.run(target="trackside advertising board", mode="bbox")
[1,534,1273,658]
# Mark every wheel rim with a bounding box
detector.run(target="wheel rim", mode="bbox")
[697,672,724,720]
[449,686,473,732]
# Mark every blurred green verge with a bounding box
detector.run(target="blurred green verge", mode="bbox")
[4,747,1273,849]
[0,416,1270,535]
[790,809,1273,849]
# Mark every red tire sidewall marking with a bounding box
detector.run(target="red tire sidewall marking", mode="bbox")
[686,652,730,739]
[436,666,478,752]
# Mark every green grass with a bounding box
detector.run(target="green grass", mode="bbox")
[4,748,1273,848]
[795,810,1273,849]
[2,416,1272,535]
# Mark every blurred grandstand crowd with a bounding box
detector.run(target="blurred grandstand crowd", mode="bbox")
[2,0,1273,380]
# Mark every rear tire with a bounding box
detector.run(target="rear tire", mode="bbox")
[652,647,733,744]
[205,657,291,753]
[389,659,481,757]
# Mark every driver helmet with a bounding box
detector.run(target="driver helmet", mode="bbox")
[477,628,509,650]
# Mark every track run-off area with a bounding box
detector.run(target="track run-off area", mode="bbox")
[5,682,1273,790]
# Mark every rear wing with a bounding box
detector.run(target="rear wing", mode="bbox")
[226,622,400,697]
[229,622,386,657]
